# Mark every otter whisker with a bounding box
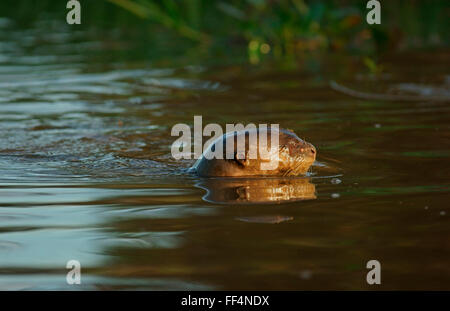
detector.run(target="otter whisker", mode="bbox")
[283,168,293,177]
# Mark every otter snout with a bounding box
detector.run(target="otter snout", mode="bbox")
[302,143,316,159]
[290,141,316,159]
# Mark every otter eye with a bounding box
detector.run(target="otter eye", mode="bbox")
[233,158,245,167]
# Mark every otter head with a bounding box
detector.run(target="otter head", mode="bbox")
[192,128,316,177]
[276,129,316,176]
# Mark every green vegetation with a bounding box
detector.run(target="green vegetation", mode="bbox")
[1,0,448,65]
[104,0,448,63]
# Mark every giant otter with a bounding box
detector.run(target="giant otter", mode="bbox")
[190,128,316,177]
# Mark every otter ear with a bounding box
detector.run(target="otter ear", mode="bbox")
[233,150,250,167]
[286,128,296,135]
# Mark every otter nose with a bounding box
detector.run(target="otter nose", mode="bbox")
[307,143,316,157]
[298,143,316,157]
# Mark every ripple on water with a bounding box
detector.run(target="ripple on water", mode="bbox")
[0,274,214,291]
[0,12,449,290]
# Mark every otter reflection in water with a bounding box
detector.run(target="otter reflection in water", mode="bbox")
[196,177,316,204]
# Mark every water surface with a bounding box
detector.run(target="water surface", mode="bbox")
[0,17,449,290]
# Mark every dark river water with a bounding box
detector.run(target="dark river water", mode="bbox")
[0,17,449,290]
